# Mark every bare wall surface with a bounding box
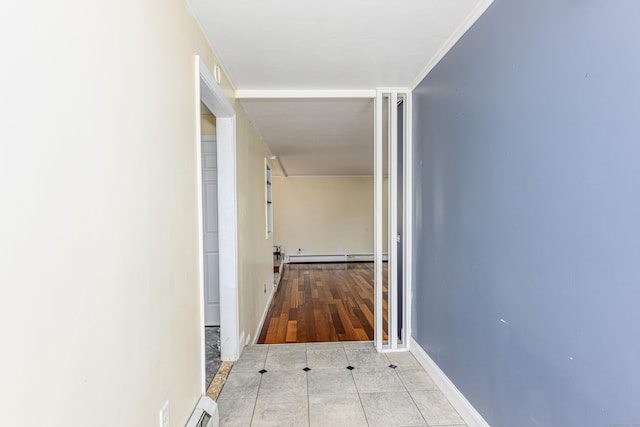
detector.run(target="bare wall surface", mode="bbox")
[0,0,272,425]
[272,176,388,255]
[412,0,640,425]
[235,103,274,342]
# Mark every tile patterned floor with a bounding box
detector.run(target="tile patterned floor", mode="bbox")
[217,342,466,427]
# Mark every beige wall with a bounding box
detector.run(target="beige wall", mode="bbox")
[0,1,271,426]
[201,114,216,135]
[273,177,388,255]
[235,106,274,344]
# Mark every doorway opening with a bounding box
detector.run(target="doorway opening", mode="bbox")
[196,57,240,393]
[248,97,379,345]
[248,90,412,351]
[200,106,220,387]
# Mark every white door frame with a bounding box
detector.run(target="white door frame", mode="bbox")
[196,56,240,392]
[374,88,412,352]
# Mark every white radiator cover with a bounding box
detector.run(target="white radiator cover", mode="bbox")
[185,396,218,427]
[285,253,388,263]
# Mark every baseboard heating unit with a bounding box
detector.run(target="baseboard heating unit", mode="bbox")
[285,253,388,264]
[185,396,218,427]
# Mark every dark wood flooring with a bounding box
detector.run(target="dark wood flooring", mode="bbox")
[257,262,388,344]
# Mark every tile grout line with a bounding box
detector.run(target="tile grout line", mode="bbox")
[344,342,371,427]
[249,344,269,426]
[406,383,430,427]
[222,342,465,427]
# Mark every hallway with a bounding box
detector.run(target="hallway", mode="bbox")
[258,263,388,344]
[217,342,466,427]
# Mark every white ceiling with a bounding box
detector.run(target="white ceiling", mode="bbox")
[188,0,488,175]
[242,99,374,176]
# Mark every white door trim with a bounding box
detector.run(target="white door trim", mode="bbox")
[196,56,240,393]
[403,91,413,349]
[374,88,412,352]
[374,91,384,350]
[389,91,399,350]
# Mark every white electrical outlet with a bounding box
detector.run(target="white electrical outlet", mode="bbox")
[159,400,170,427]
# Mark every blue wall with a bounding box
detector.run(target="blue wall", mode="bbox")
[412,0,640,425]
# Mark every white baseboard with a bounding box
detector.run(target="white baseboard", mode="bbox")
[285,253,389,263]
[237,332,245,357]
[236,331,252,357]
[253,285,276,345]
[410,337,490,427]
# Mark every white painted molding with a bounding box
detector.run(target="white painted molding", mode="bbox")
[269,156,288,178]
[195,58,207,394]
[375,87,411,92]
[235,89,377,99]
[276,157,288,178]
[410,338,490,427]
[217,115,240,362]
[409,0,495,90]
[403,90,413,350]
[198,56,240,363]
[199,58,234,116]
[286,253,388,263]
[238,332,245,354]
[379,347,409,353]
[375,88,411,351]
[374,89,383,351]
[388,91,398,350]
[253,285,277,345]
[281,175,374,179]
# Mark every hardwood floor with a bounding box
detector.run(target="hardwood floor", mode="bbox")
[257,262,388,344]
